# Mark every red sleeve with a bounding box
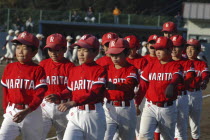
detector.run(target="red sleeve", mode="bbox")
[29,86,47,111]
[73,68,107,106]
[201,62,209,83]
[56,88,72,100]
[139,58,148,74]
[2,87,8,113]
[28,67,47,111]
[135,79,149,105]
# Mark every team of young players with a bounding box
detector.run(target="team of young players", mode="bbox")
[0,21,209,140]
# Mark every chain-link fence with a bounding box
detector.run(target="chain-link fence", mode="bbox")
[0,8,183,33]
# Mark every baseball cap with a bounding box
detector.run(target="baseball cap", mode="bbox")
[102,32,118,45]
[8,29,14,34]
[71,34,99,49]
[15,30,20,34]
[36,34,44,38]
[66,35,73,40]
[152,36,173,50]
[124,35,140,48]
[12,31,39,48]
[162,21,177,32]
[106,38,129,54]
[148,34,158,43]
[186,38,201,51]
[44,33,67,50]
[170,35,186,47]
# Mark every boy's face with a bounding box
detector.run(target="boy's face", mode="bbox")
[147,43,156,56]
[155,48,171,61]
[77,47,97,64]
[110,52,126,65]
[103,43,109,52]
[186,45,198,59]
[48,48,66,62]
[129,47,138,57]
[171,46,184,57]
[16,44,36,64]
[163,31,174,38]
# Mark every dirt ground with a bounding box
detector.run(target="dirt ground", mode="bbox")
[0,64,209,140]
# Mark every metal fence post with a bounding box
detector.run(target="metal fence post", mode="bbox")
[158,15,160,27]
[69,11,71,22]
[40,10,42,20]
[98,13,101,24]
[128,14,131,25]
[7,8,10,31]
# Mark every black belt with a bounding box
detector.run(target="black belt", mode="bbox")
[147,100,173,107]
[107,100,130,107]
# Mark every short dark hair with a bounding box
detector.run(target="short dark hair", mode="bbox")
[14,42,38,52]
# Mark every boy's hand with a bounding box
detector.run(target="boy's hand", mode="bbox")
[45,94,60,103]
[135,106,141,116]
[13,108,32,123]
[165,84,175,98]
[107,82,116,90]
[200,81,207,90]
[58,101,76,112]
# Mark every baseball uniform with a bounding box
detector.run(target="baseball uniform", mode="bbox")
[104,63,139,140]
[143,54,157,64]
[40,58,75,140]
[96,55,113,66]
[174,58,195,140]
[96,32,118,67]
[1,31,15,63]
[126,55,147,74]
[124,35,148,139]
[139,58,183,140]
[187,59,209,140]
[0,62,47,140]
[62,62,106,140]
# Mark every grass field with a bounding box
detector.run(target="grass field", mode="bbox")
[0,64,209,140]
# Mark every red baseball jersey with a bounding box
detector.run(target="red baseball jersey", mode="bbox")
[66,62,106,105]
[106,64,139,101]
[175,57,195,91]
[96,56,113,66]
[1,62,47,111]
[143,54,157,64]
[126,54,148,74]
[188,59,209,89]
[39,58,75,99]
[141,59,183,102]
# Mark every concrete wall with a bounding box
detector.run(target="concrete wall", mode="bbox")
[186,20,210,42]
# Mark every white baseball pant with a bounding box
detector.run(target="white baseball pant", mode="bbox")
[139,100,177,140]
[0,104,43,140]
[63,103,106,140]
[187,90,202,140]
[41,99,69,140]
[174,92,189,140]
[104,100,136,140]
[136,97,146,138]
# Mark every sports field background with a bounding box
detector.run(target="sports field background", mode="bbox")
[0,64,209,140]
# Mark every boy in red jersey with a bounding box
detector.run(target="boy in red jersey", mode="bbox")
[162,21,177,38]
[185,39,209,140]
[0,31,47,140]
[170,35,195,140]
[124,35,147,139]
[144,34,158,63]
[139,36,183,140]
[56,34,106,140]
[96,32,118,66]
[124,35,148,74]
[104,38,139,140]
[39,33,75,140]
